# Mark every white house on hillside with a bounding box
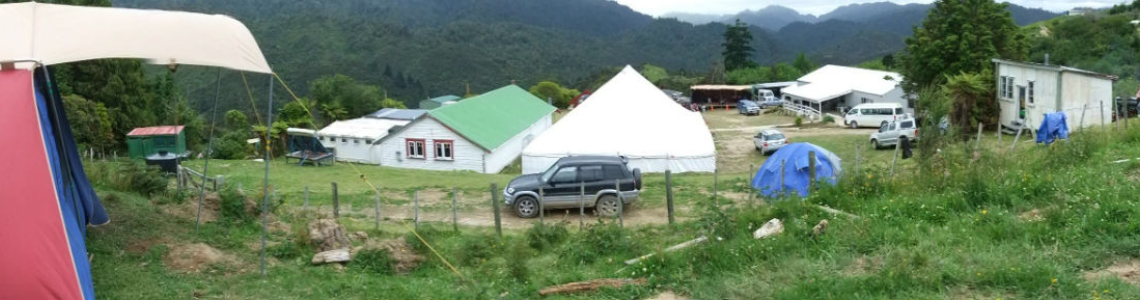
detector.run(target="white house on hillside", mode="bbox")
[780,65,907,118]
[374,85,554,173]
[992,59,1116,131]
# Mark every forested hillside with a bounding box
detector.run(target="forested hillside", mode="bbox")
[113,0,915,112]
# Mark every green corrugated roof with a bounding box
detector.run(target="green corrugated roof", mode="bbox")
[428,85,554,151]
[428,95,461,104]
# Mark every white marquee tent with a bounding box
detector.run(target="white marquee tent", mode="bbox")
[522,66,716,173]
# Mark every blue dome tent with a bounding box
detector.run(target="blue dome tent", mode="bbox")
[751,143,843,198]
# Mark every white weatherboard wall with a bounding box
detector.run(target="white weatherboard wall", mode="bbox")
[483,114,552,173]
[375,115,551,173]
[995,60,1112,131]
[376,118,484,172]
[317,118,408,164]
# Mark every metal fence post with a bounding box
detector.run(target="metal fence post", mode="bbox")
[491,183,502,239]
[303,186,309,210]
[666,170,674,225]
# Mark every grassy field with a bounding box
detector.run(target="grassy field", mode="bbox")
[83,113,1140,299]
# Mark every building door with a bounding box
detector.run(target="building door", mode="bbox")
[1018,86,1027,121]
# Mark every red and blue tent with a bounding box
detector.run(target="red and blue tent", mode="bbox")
[1,2,273,298]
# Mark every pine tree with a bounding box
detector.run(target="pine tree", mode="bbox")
[721,19,755,72]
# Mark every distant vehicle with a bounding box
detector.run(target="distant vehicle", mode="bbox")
[870,118,918,149]
[845,103,906,128]
[755,88,778,102]
[503,156,641,218]
[754,129,788,155]
[758,98,784,108]
[738,100,760,115]
[1113,96,1139,121]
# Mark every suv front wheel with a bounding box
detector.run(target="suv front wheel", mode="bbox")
[595,195,621,217]
[514,196,539,218]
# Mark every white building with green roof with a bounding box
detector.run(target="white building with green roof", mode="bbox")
[375,85,555,173]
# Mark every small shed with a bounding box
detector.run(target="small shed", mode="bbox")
[418,95,461,110]
[126,125,187,159]
[992,59,1116,132]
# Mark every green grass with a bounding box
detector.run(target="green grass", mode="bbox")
[85,124,1140,299]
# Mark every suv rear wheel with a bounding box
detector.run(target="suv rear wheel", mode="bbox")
[514,196,539,218]
[595,195,621,217]
[872,139,881,149]
[849,121,858,129]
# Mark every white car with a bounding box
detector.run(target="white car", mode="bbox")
[870,118,918,149]
[754,129,788,155]
[845,103,906,128]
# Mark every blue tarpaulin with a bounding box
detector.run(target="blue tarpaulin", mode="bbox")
[751,142,843,198]
[1036,112,1070,145]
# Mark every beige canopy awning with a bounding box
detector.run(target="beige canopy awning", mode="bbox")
[0,2,271,73]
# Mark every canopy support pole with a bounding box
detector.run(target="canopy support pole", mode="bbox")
[260,76,275,277]
[195,69,223,235]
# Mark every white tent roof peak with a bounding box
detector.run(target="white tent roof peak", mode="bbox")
[522,64,716,173]
[0,2,272,73]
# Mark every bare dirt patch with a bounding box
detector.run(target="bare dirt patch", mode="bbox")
[1084,259,1140,286]
[1018,209,1045,222]
[164,243,241,273]
[365,237,424,274]
[843,255,882,276]
[163,193,221,223]
[645,290,690,300]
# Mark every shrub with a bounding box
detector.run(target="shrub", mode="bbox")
[219,186,253,224]
[794,116,804,127]
[455,233,501,266]
[822,115,835,123]
[561,221,639,264]
[268,241,305,260]
[353,248,395,275]
[525,223,569,251]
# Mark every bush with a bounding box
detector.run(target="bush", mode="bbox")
[561,221,639,264]
[794,116,804,127]
[822,115,835,123]
[219,186,253,224]
[455,233,502,266]
[525,223,569,251]
[268,241,305,260]
[93,162,167,196]
[353,248,395,275]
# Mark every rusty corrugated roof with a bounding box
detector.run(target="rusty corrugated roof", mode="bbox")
[126,125,184,137]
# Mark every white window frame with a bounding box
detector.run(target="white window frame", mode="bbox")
[433,140,454,161]
[1027,81,1035,104]
[999,76,1008,99]
[406,139,425,159]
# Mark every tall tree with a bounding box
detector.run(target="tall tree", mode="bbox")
[528,81,579,109]
[900,0,1027,91]
[792,53,815,74]
[721,19,756,71]
[882,54,896,69]
[942,72,991,139]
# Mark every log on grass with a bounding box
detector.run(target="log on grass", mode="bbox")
[538,278,647,296]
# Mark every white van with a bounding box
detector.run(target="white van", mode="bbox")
[844,103,906,128]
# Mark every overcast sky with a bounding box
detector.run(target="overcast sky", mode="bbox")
[613,0,1122,16]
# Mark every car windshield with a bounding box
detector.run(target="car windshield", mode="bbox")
[766,133,785,140]
[540,164,559,182]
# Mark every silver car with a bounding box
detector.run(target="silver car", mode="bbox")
[754,129,787,155]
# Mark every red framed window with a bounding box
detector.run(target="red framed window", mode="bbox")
[434,140,454,160]
[406,139,425,159]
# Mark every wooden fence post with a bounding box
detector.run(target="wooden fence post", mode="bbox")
[331,182,339,218]
[1011,126,1024,152]
[539,187,545,225]
[974,123,984,150]
[779,159,786,196]
[452,187,459,232]
[1101,101,1106,128]
[615,179,623,228]
[808,151,817,190]
[413,190,420,232]
[889,137,900,179]
[1080,103,1089,130]
[747,164,754,206]
[374,191,381,230]
[854,142,861,175]
[713,167,719,207]
[666,170,675,225]
[491,183,502,239]
[579,182,586,231]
